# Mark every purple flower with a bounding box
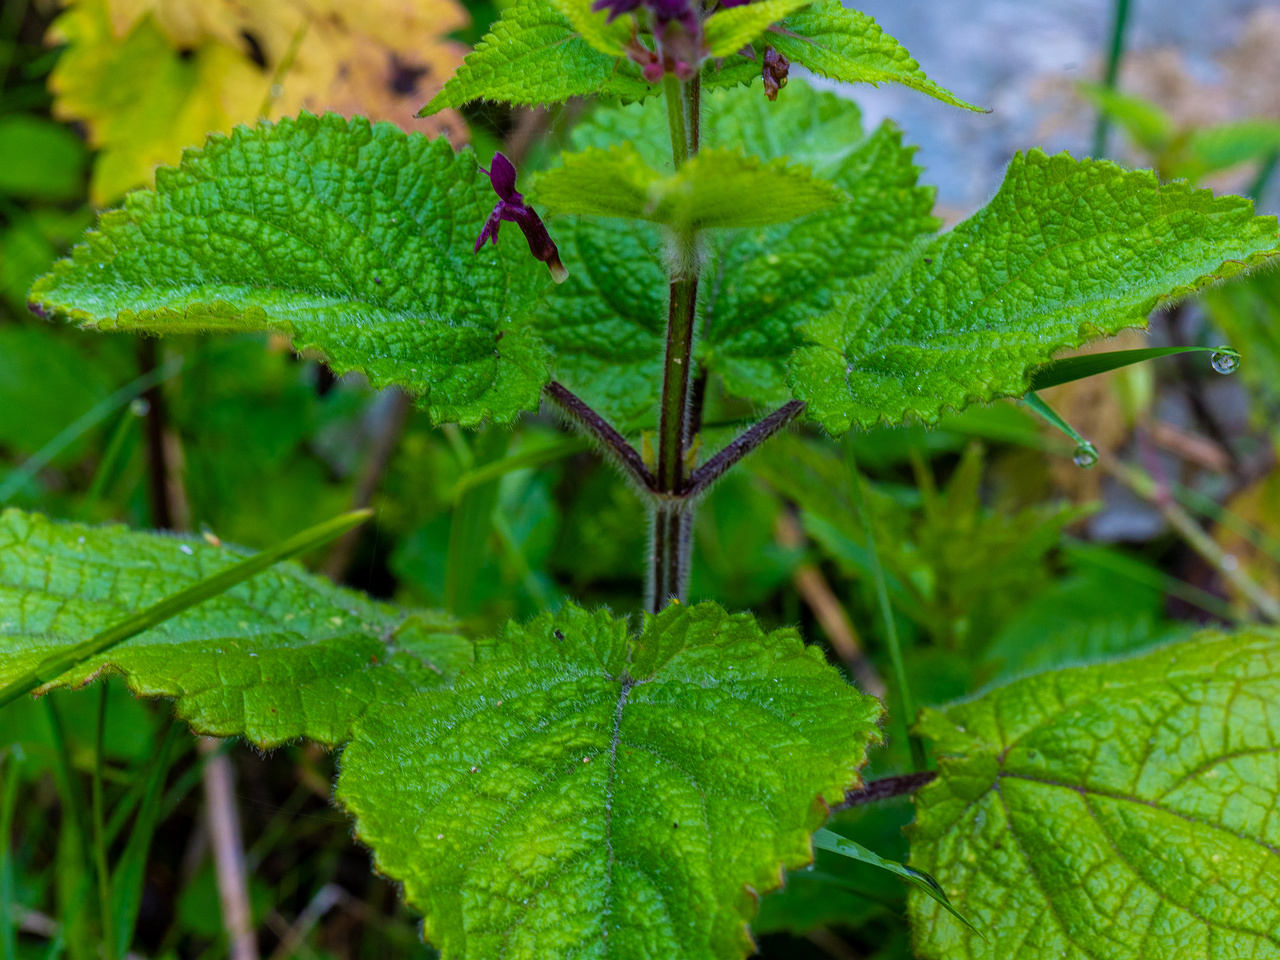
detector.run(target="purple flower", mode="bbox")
[475,152,568,284]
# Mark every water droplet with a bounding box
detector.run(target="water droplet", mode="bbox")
[129,398,150,417]
[1072,441,1098,469]
[1211,348,1240,375]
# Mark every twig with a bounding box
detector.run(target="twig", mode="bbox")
[684,400,805,499]
[266,884,349,960]
[198,738,259,960]
[835,772,936,810]
[1100,453,1280,622]
[543,381,656,491]
[321,389,413,582]
[775,514,886,699]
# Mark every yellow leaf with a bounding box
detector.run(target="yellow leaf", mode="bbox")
[49,0,469,205]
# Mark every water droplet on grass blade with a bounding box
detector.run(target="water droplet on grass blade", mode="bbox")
[1073,441,1098,468]
[1211,348,1240,375]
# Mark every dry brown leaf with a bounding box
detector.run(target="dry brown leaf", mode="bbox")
[52,0,469,203]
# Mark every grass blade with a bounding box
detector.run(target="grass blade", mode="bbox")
[1028,346,1235,391]
[0,509,372,709]
[812,828,980,935]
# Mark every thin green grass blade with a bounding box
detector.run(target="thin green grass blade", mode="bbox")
[1028,345,1235,391]
[812,828,980,935]
[449,436,589,502]
[0,747,23,960]
[0,509,372,709]
[844,439,926,771]
[0,356,183,504]
[1021,392,1095,467]
[110,722,180,958]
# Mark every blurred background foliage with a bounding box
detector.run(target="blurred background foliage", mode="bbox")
[1,1,1279,959]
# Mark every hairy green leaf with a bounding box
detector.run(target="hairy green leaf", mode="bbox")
[550,0,631,55]
[0,509,467,747]
[422,0,648,113]
[541,79,936,421]
[909,629,1280,959]
[337,601,883,960]
[703,0,814,58]
[765,1,981,111]
[29,113,550,426]
[533,144,844,229]
[793,149,1280,433]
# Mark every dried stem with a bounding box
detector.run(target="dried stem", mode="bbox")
[835,772,937,810]
[776,513,886,698]
[198,739,259,960]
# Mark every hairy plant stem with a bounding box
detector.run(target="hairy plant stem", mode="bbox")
[649,75,701,612]
[836,772,937,810]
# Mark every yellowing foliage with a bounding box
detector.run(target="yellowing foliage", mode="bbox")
[49,0,469,205]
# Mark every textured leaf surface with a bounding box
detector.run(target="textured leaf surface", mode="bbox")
[793,149,1280,433]
[909,629,1280,960]
[0,509,466,747]
[422,0,648,113]
[337,601,883,959]
[541,80,936,421]
[30,114,549,426]
[533,144,844,229]
[765,1,980,111]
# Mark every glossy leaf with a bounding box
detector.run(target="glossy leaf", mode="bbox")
[533,144,845,229]
[811,829,976,933]
[337,601,883,960]
[421,0,648,114]
[910,628,1280,959]
[793,149,1280,433]
[1028,345,1235,390]
[29,114,550,426]
[541,80,936,421]
[765,1,982,111]
[0,509,467,747]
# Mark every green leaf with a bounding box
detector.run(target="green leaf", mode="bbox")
[909,628,1280,959]
[766,1,982,111]
[533,144,845,230]
[1028,345,1237,390]
[1189,119,1280,177]
[0,509,467,747]
[703,0,814,58]
[550,0,631,55]
[541,79,937,422]
[422,0,648,114]
[792,149,1280,434]
[1077,83,1174,155]
[0,116,87,201]
[337,601,883,960]
[811,828,976,933]
[29,113,550,426]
